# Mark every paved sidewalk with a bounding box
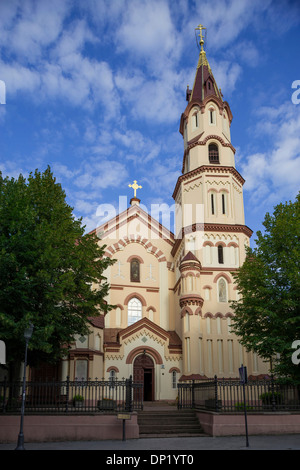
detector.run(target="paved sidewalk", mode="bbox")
[1,434,300,450]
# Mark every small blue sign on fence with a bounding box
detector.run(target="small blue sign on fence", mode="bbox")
[239,365,248,384]
[0,340,5,365]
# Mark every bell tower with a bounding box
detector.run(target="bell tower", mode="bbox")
[173,25,253,378]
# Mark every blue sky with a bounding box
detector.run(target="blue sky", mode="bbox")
[0,0,299,246]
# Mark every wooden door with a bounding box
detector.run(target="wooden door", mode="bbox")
[133,354,154,401]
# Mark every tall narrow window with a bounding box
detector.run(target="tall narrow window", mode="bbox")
[208,143,219,163]
[109,370,116,388]
[130,258,140,282]
[218,245,224,264]
[192,109,199,130]
[128,297,142,326]
[222,193,226,214]
[208,106,216,125]
[172,371,177,389]
[218,277,227,302]
[211,193,215,215]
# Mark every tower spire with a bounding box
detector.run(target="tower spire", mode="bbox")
[188,24,222,103]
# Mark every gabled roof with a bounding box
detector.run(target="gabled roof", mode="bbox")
[89,203,174,244]
[120,317,169,342]
[104,317,182,351]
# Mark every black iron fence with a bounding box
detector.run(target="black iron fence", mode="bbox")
[0,376,143,414]
[178,376,300,412]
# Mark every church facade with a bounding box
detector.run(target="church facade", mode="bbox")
[62,28,269,401]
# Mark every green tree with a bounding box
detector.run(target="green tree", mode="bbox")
[0,167,114,379]
[231,193,300,384]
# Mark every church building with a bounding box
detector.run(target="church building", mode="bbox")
[62,26,269,401]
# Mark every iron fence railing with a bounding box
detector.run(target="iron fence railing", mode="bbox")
[178,376,300,412]
[0,376,143,414]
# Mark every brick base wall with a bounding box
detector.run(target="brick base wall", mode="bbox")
[196,411,300,436]
[0,413,139,443]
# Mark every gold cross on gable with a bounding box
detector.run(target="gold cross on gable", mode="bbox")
[128,180,142,198]
[195,24,206,42]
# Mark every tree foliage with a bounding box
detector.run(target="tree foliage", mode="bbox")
[0,167,114,377]
[231,193,300,383]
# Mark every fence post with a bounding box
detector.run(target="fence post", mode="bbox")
[2,377,7,413]
[192,379,195,408]
[177,384,182,409]
[271,374,276,411]
[214,375,220,411]
[65,376,70,413]
[125,375,133,412]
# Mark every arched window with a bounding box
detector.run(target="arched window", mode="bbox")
[130,258,140,282]
[220,191,228,215]
[95,334,101,351]
[192,108,199,130]
[128,297,142,326]
[109,369,116,388]
[218,277,227,302]
[210,191,217,215]
[208,143,219,163]
[218,245,224,264]
[208,106,216,125]
[172,370,177,389]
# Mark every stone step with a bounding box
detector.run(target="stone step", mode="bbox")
[137,408,204,437]
[138,410,196,416]
[139,433,206,438]
[139,425,204,434]
[138,416,199,426]
[138,414,199,420]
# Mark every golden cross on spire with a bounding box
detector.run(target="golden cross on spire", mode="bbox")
[195,24,206,51]
[128,180,142,198]
[196,24,206,41]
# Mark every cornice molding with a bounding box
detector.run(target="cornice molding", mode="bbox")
[179,294,204,308]
[171,223,253,257]
[173,165,245,200]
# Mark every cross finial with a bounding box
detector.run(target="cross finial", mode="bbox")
[195,24,206,51]
[128,180,142,198]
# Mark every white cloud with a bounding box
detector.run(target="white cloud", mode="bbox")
[74,159,128,190]
[53,19,96,59]
[0,1,119,115]
[211,60,242,96]
[116,0,179,69]
[190,0,271,52]
[241,101,300,208]
[0,0,70,61]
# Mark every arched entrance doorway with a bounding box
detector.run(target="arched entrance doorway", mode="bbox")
[133,354,154,401]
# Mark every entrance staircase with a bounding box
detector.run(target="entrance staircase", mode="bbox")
[138,402,206,438]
